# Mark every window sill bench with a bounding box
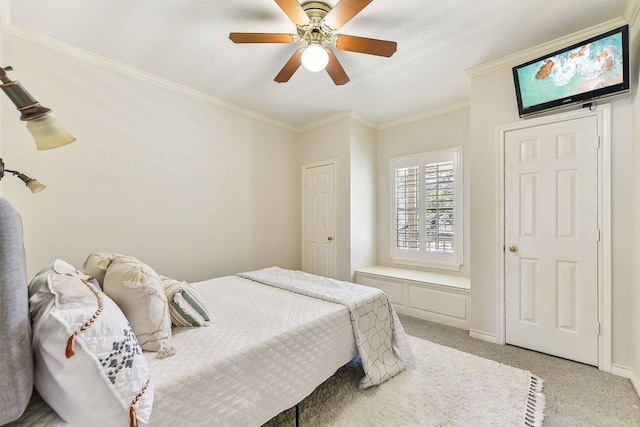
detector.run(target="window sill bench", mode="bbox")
[355,266,470,330]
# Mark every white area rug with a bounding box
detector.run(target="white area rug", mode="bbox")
[289,335,545,427]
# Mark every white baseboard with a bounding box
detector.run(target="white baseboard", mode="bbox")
[611,364,640,399]
[469,329,498,343]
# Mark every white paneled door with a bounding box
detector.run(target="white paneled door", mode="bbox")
[505,116,599,366]
[303,162,336,278]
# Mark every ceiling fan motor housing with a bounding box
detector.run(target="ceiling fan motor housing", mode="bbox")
[298,1,336,44]
[302,1,331,19]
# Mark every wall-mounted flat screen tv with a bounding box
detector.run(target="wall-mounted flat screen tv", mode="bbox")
[513,25,629,118]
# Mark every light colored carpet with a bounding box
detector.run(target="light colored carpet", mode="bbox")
[399,316,640,426]
[266,335,544,426]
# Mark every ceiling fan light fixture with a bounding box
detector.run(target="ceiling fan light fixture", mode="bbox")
[230,0,397,84]
[301,43,329,72]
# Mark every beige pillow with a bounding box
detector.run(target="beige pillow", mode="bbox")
[103,256,175,358]
[82,252,114,286]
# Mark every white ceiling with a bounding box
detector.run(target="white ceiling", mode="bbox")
[6,0,632,127]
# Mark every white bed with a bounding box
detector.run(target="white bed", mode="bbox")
[148,275,358,426]
[1,197,410,427]
[8,275,358,426]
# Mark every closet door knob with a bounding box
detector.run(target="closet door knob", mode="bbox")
[328,236,334,241]
[508,245,518,253]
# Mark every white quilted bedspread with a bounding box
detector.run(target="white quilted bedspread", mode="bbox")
[10,274,357,427]
[239,267,414,389]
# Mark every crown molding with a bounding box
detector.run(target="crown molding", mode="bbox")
[349,110,379,130]
[296,110,378,133]
[3,21,298,133]
[0,0,10,33]
[296,102,473,133]
[466,17,628,78]
[624,0,640,26]
[296,111,351,133]
[378,101,470,130]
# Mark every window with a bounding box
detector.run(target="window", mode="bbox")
[390,147,463,269]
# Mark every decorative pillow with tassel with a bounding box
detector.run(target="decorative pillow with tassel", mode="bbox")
[160,276,211,327]
[103,256,175,358]
[29,270,153,427]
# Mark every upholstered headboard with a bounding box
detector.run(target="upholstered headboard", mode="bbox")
[0,197,33,424]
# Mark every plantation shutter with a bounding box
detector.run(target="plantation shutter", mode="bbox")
[395,165,420,250]
[425,161,455,253]
[390,147,463,269]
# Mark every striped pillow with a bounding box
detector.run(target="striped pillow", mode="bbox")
[160,277,210,327]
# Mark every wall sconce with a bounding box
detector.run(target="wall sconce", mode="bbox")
[0,66,75,193]
[0,66,75,150]
[0,158,46,193]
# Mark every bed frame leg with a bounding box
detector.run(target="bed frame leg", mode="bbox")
[295,403,300,427]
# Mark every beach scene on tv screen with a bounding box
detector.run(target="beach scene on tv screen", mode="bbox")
[517,32,624,109]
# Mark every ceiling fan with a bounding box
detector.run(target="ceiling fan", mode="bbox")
[229,0,397,85]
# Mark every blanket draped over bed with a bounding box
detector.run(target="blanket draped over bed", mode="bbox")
[239,267,414,389]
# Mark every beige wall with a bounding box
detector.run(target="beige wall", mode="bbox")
[1,35,301,281]
[468,66,522,338]
[376,108,471,277]
[349,120,377,278]
[630,13,640,393]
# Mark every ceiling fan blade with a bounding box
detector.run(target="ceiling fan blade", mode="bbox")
[275,49,303,83]
[274,0,310,26]
[323,0,373,30]
[335,34,397,57]
[229,33,296,43]
[326,50,350,85]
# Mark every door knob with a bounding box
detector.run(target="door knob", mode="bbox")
[328,236,334,241]
[508,245,518,253]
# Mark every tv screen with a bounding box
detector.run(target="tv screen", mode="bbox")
[513,25,629,118]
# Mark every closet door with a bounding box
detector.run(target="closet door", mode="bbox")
[505,115,599,366]
[303,162,336,278]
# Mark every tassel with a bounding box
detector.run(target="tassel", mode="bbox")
[65,334,76,358]
[129,377,150,426]
[129,406,138,427]
[157,341,176,359]
[124,266,147,289]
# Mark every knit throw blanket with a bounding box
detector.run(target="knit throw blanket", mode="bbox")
[239,267,414,389]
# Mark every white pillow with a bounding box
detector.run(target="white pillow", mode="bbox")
[34,258,96,286]
[35,258,89,278]
[103,256,175,357]
[29,271,153,427]
[160,276,211,327]
[30,259,99,318]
